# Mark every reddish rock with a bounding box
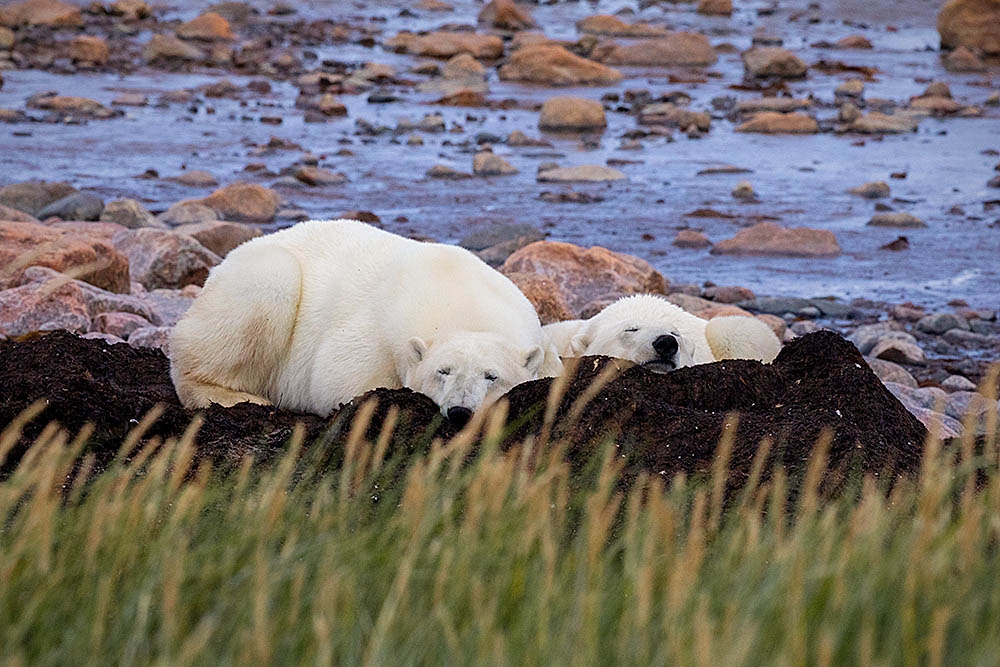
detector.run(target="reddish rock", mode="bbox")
[711,222,841,258]
[507,130,551,146]
[922,82,953,98]
[176,12,234,41]
[387,31,504,59]
[735,111,819,134]
[112,228,221,290]
[672,229,711,248]
[871,338,925,365]
[867,213,926,228]
[638,103,711,131]
[498,45,623,86]
[0,205,38,223]
[0,221,130,293]
[848,181,890,199]
[99,199,163,229]
[477,0,534,30]
[834,35,873,48]
[293,166,347,186]
[510,31,568,51]
[849,112,920,134]
[908,96,963,114]
[128,326,172,353]
[0,0,82,27]
[46,221,125,242]
[141,286,198,327]
[0,278,90,336]
[742,47,808,78]
[0,181,76,217]
[433,91,487,107]
[592,33,717,67]
[26,94,118,119]
[938,0,1000,54]
[735,98,812,113]
[15,266,156,323]
[317,93,347,116]
[109,0,150,19]
[174,220,261,257]
[944,45,986,71]
[339,211,381,225]
[503,272,574,324]
[195,182,281,223]
[473,151,518,176]
[69,36,109,65]
[426,165,473,179]
[442,53,486,79]
[415,0,452,10]
[112,93,148,107]
[536,165,625,183]
[704,285,755,303]
[158,202,219,226]
[538,96,606,131]
[143,34,205,62]
[170,170,219,187]
[697,0,732,15]
[575,15,666,37]
[93,311,150,338]
[501,240,667,316]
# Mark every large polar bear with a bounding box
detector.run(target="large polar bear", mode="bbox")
[170,219,561,426]
[542,294,781,372]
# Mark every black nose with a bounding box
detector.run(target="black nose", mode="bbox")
[447,406,473,429]
[652,334,679,360]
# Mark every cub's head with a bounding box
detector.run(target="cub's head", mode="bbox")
[404,331,544,428]
[570,295,698,372]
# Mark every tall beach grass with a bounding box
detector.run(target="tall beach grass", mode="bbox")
[1,376,999,667]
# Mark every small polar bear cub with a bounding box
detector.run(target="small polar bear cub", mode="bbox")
[170,219,560,427]
[542,294,781,371]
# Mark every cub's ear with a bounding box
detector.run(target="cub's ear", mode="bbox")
[569,331,591,356]
[523,345,544,376]
[407,337,428,366]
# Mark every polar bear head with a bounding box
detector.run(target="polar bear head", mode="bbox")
[569,295,703,372]
[404,331,545,427]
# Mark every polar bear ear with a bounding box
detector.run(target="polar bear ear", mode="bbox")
[569,331,591,356]
[523,345,544,376]
[407,337,428,366]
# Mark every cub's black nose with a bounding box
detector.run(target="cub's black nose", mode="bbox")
[447,406,473,429]
[652,334,679,360]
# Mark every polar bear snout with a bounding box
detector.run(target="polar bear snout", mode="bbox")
[447,406,474,429]
[641,333,681,373]
[652,334,679,360]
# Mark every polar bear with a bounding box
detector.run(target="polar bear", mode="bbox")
[170,219,561,427]
[541,294,780,372]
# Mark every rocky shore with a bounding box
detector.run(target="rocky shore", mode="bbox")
[1,0,998,441]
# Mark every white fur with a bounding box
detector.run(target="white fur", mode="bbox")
[541,294,780,370]
[170,219,560,416]
[704,315,782,363]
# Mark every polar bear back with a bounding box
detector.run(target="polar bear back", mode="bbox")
[231,219,543,348]
[234,220,545,411]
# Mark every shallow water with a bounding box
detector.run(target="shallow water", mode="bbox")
[0,0,998,308]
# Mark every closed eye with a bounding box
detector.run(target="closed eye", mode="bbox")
[484,372,498,382]
[438,368,451,376]
[624,327,639,333]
